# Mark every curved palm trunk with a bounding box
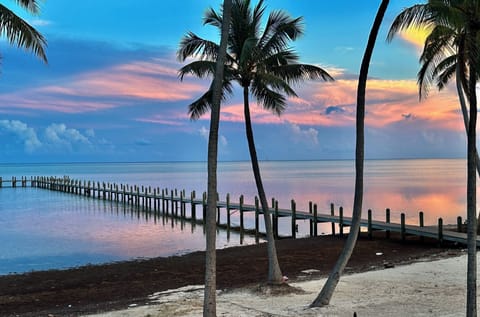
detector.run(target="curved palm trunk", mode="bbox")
[310,0,389,307]
[243,87,283,284]
[204,1,231,316]
[466,36,477,317]
[455,65,480,176]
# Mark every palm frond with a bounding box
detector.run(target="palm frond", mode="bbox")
[188,79,233,120]
[250,76,291,115]
[177,32,219,62]
[260,11,304,56]
[178,60,216,81]
[203,7,222,28]
[0,4,47,62]
[13,0,41,15]
[271,63,334,84]
[387,4,432,42]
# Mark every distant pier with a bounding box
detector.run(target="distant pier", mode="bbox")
[0,176,477,246]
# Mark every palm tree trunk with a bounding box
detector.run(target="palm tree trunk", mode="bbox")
[204,1,231,316]
[455,65,480,176]
[243,86,284,284]
[455,65,480,236]
[466,33,477,317]
[310,0,389,307]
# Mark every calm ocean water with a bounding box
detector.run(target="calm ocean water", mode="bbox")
[0,159,470,274]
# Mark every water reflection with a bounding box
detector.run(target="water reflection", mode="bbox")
[0,159,474,274]
[0,189,259,275]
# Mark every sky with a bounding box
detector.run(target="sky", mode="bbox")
[0,0,468,163]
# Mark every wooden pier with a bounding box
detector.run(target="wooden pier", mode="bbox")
[0,176,478,246]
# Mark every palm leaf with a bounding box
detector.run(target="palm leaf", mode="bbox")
[177,32,219,62]
[0,4,47,62]
[178,60,216,81]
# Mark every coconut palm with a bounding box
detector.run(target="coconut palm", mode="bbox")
[178,0,333,284]
[0,0,47,62]
[203,1,231,315]
[387,1,480,315]
[310,0,390,307]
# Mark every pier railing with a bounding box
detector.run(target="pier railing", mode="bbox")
[0,176,477,246]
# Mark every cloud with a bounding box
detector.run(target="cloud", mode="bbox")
[289,123,319,146]
[44,123,91,148]
[198,126,228,146]
[325,106,345,115]
[29,19,52,27]
[397,26,432,52]
[0,119,41,153]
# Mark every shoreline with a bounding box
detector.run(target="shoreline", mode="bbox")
[0,232,464,317]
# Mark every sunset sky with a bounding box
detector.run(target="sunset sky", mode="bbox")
[0,0,466,163]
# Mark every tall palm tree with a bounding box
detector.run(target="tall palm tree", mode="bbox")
[310,0,389,307]
[0,0,47,62]
[387,1,480,315]
[203,1,232,315]
[178,0,333,284]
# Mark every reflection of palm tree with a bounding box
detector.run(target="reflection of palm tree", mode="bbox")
[388,1,479,315]
[310,0,389,307]
[1,0,47,62]
[203,1,231,315]
[178,0,333,284]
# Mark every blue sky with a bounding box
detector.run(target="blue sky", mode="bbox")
[0,0,466,163]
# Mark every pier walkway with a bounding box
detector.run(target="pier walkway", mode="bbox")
[1,176,477,246]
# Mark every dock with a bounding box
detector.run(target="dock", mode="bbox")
[0,176,477,246]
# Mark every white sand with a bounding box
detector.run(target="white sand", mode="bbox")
[85,253,476,317]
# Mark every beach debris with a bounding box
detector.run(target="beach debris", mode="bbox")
[300,269,320,275]
[282,276,289,282]
[383,262,395,269]
[375,252,383,256]
[128,303,138,308]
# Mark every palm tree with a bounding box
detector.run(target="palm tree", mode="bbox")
[178,0,333,284]
[0,0,47,62]
[387,1,480,315]
[202,1,232,315]
[310,0,389,307]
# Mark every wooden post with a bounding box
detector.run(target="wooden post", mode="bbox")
[438,218,443,244]
[309,201,313,237]
[202,191,207,223]
[401,213,406,241]
[239,195,244,236]
[330,203,335,236]
[385,208,390,239]
[368,209,372,239]
[313,203,318,237]
[180,190,185,219]
[216,192,220,225]
[339,206,344,237]
[191,191,196,220]
[457,216,463,232]
[291,199,296,239]
[171,190,175,216]
[274,200,279,239]
[419,211,424,242]
[226,193,231,231]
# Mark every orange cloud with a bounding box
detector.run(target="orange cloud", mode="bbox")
[0,59,208,114]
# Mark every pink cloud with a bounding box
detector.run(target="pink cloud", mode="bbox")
[0,59,207,114]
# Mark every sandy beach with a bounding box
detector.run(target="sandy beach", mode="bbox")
[85,252,473,317]
[0,233,467,316]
